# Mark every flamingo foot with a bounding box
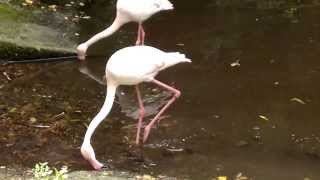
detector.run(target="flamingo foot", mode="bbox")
[88,159,104,170]
[136,122,148,145]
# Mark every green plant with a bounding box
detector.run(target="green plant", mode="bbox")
[32,162,53,180]
[32,162,68,180]
[53,166,68,180]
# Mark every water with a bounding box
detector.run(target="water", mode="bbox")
[1,0,320,179]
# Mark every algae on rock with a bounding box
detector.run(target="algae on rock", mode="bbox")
[0,3,77,59]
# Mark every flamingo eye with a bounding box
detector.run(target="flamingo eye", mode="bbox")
[153,3,160,8]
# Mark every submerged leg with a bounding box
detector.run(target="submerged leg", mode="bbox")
[135,85,145,145]
[143,79,181,142]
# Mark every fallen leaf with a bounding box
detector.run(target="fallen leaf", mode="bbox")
[48,5,57,11]
[237,176,249,180]
[230,60,240,67]
[236,172,242,178]
[217,176,227,180]
[30,124,50,128]
[25,0,33,5]
[9,107,17,113]
[3,72,12,81]
[142,175,154,180]
[81,16,91,19]
[258,115,269,121]
[29,117,37,123]
[166,148,184,152]
[290,97,306,104]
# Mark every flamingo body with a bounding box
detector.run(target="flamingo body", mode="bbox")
[107,46,185,85]
[117,0,173,22]
[81,45,190,169]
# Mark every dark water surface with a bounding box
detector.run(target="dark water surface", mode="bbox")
[2,1,320,179]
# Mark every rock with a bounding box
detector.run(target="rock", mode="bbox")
[67,170,135,180]
[0,166,143,180]
[0,3,77,59]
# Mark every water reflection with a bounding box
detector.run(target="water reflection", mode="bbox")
[78,61,173,120]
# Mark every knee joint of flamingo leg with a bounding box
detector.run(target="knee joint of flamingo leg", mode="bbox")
[139,108,145,117]
[174,90,181,98]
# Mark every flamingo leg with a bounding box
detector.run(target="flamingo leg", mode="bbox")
[135,23,145,45]
[135,85,145,145]
[143,79,181,142]
[140,24,145,45]
[135,24,142,45]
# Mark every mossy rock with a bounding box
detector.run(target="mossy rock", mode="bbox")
[0,3,77,59]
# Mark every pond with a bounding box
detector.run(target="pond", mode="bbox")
[1,0,320,179]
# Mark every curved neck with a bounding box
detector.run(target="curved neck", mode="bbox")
[83,80,118,144]
[84,14,125,48]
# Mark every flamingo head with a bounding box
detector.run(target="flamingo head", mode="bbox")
[156,0,174,10]
[148,0,173,15]
[80,143,104,170]
[76,43,88,60]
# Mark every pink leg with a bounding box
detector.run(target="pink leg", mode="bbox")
[135,85,145,145]
[140,24,145,45]
[135,24,142,45]
[143,79,181,142]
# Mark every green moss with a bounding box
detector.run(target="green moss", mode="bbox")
[0,41,74,59]
[0,3,76,59]
[0,4,26,22]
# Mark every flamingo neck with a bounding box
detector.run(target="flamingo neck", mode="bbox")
[83,80,118,145]
[83,14,125,48]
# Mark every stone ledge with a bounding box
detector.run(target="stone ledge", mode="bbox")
[0,3,77,59]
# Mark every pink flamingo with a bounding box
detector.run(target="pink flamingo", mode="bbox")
[77,0,174,60]
[80,45,191,169]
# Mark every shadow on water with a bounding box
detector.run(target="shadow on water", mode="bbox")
[1,0,320,179]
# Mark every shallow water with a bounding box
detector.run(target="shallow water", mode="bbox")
[2,0,320,179]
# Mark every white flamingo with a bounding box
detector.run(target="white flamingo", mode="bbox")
[77,0,174,60]
[81,45,191,169]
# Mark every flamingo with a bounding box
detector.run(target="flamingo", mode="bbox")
[80,45,191,169]
[76,0,174,60]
